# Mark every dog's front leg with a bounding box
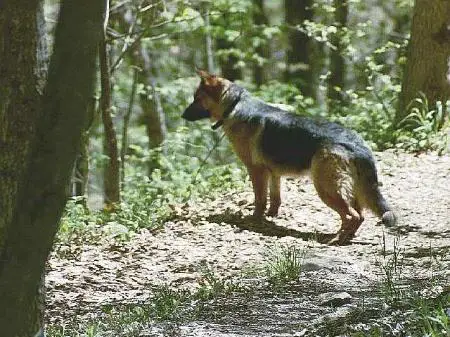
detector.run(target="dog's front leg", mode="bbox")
[248,166,269,218]
[267,174,281,217]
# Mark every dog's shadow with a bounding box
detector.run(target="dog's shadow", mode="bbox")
[206,211,337,244]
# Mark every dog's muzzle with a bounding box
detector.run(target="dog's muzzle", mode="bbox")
[182,101,211,121]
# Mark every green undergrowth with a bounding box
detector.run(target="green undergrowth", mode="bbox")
[56,125,247,247]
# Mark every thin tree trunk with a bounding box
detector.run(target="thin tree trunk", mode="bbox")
[121,68,138,184]
[72,97,96,200]
[0,0,104,334]
[253,0,269,87]
[203,4,215,73]
[99,28,121,206]
[327,0,348,106]
[216,11,242,81]
[284,0,315,98]
[136,46,167,175]
[121,6,167,177]
[397,0,450,125]
[217,36,242,81]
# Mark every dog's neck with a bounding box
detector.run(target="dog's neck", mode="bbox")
[211,85,244,130]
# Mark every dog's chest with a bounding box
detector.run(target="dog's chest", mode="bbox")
[224,121,264,166]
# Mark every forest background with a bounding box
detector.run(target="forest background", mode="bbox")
[0,0,449,336]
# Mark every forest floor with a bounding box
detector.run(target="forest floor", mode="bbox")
[46,150,450,336]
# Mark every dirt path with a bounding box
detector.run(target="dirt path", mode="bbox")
[46,151,450,335]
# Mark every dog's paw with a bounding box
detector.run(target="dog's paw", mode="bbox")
[327,231,354,246]
[250,211,265,222]
[266,208,279,217]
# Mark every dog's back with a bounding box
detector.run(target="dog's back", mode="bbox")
[229,92,372,171]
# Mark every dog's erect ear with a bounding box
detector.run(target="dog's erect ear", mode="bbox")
[195,68,217,85]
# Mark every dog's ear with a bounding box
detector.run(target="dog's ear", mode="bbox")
[196,68,217,86]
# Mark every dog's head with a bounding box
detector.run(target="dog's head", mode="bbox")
[182,69,231,122]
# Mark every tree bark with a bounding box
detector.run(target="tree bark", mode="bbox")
[72,97,96,200]
[328,0,348,105]
[216,10,242,81]
[217,36,242,81]
[0,1,48,334]
[99,29,121,206]
[397,0,450,124]
[253,0,269,87]
[0,0,104,335]
[135,46,167,175]
[203,3,215,73]
[284,0,315,98]
[121,68,138,184]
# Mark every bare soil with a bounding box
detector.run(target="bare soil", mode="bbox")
[46,151,450,335]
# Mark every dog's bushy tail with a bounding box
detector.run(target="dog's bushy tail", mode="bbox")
[356,157,397,227]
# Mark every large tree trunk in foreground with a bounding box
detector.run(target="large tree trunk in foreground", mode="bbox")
[285,0,315,98]
[0,1,48,334]
[397,0,450,125]
[0,0,104,335]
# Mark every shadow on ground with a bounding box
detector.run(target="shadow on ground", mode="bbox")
[207,211,339,244]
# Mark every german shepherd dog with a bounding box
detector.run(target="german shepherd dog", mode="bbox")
[182,70,396,244]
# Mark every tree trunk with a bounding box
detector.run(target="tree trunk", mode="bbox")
[284,0,315,98]
[397,0,450,124]
[121,68,138,184]
[327,0,348,106]
[203,4,215,73]
[0,1,48,334]
[216,10,242,81]
[121,6,168,177]
[72,97,96,200]
[135,46,167,175]
[253,0,269,87]
[0,0,104,335]
[99,29,121,206]
[217,36,242,81]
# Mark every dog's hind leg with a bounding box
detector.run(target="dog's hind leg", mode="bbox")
[311,148,364,245]
[267,173,281,217]
[248,166,269,218]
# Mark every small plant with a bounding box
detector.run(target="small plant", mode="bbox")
[150,285,189,321]
[396,93,449,153]
[417,296,450,336]
[195,265,245,303]
[265,245,305,286]
[378,233,405,302]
